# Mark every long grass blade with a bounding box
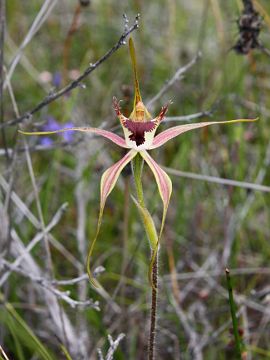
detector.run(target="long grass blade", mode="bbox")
[225,268,243,359]
[0,293,55,360]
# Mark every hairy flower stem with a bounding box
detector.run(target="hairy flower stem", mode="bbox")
[132,154,158,360]
[148,255,158,360]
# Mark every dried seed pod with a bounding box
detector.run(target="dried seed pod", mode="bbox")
[79,0,90,7]
[233,0,262,55]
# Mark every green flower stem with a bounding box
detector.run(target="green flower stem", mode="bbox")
[132,154,158,250]
[132,153,158,360]
[132,153,145,207]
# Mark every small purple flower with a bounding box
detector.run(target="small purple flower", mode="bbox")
[39,117,75,146]
[61,121,74,142]
[40,137,54,147]
[39,117,61,147]
[52,72,62,88]
[43,116,61,132]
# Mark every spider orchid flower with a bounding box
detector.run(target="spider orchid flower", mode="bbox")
[19,39,257,287]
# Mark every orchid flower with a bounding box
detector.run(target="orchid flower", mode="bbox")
[19,38,256,287]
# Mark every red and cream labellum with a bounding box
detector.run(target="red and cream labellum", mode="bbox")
[113,97,169,149]
[123,118,157,146]
[126,101,156,146]
[114,98,157,148]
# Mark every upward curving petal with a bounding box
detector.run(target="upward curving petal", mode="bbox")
[150,118,258,149]
[19,127,129,148]
[140,150,172,286]
[87,149,137,287]
[113,96,129,126]
[153,102,171,126]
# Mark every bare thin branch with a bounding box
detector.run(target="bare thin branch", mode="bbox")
[1,260,100,310]
[147,52,201,109]
[2,15,140,129]
[163,110,212,123]
[163,267,270,281]
[97,333,125,360]
[105,334,125,360]
[163,166,270,193]
[0,203,68,287]
[0,345,10,360]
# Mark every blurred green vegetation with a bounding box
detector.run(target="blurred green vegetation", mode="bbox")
[2,0,270,359]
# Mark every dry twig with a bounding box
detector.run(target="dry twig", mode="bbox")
[2,15,140,129]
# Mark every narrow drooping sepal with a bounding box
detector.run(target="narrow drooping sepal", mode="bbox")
[19,127,128,149]
[87,149,137,287]
[100,149,137,206]
[140,151,172,210]
[140,150,172,287]
[149,118,258,149]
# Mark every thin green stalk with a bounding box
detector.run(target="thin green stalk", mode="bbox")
[225,268,242,359]
[60,344,73,360]
[132,154,158,360]
[131,155,157,250]
[132,154,145,207]
[0,293,54,360]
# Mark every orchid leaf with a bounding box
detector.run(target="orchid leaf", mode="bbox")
[131,195,158,250]
[87,149,137,287]
[131,195,160,288]
[150,118,258,149]
[19,127,128,148]
[140,151,172,287]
